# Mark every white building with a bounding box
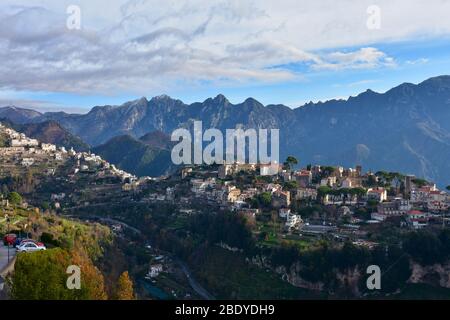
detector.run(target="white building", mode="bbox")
[51,193,66,201]
[148,264,163,278]
[411,185,437,203]
[279,208,291,219]
[285,214,303,229]
[341,178,353,188]
[41,143,57,152]
[21,158,35,166]
[367,188,387,202]
[259,163,280,176]
[295,188,318,201]
[406,210,429,229]
[320,176,337,187]
[427,191,449,212]
[11,138,39,147]
[377,198,411,216]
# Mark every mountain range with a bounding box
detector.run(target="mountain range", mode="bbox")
[1,75,449,186]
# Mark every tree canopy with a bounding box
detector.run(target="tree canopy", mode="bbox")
[115,271,135,300]
[7,191,22,205]
[11,248,107,300]
[284,156,298,170]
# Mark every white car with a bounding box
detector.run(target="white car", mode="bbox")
[16,242,46,253]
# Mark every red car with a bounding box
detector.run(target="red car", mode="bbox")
[3,233,17,246]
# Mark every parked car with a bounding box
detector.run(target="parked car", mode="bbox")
[16,242,46,253]
[3,234,17,246]
[14,238,36,248]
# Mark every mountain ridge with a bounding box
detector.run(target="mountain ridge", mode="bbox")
[1,75,450,186]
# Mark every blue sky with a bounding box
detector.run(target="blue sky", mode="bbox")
[1,1,450,112]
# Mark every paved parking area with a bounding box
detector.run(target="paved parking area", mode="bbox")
[0,243,15,273]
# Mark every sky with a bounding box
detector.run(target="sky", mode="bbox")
[1,0,450,113]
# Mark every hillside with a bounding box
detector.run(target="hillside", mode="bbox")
[1,75,450,186]
[139,130,173,150]
[93,134,174,177]
[0,119,89,151]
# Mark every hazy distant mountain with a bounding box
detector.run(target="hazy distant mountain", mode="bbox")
[0,106,42,124]
[1,75,450,186]
[92,134,174,177]
[0,119,89,151]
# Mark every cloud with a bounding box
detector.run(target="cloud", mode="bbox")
[313,47,397,71]
[0,0,449,96]
[406,58,430,65]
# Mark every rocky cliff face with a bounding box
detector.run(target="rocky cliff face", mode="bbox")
[251,253,450,297]
[249,255,361,295]
[409,261,450,288]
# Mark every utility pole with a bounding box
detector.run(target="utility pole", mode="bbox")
[6,214,10,263]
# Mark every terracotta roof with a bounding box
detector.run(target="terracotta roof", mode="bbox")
[368,189,385,193]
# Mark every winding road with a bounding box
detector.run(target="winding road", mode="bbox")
[69,214,215,300]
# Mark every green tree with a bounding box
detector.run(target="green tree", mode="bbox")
[7,191,22,205]
[115,271,135,300]
[349,187,367,198]
[367,199,379,212]
[1,184,9,197]
[365,175,378,187]
[258,192,272,207]
[41,202,50,211]
[446,185,450,191]
[412,178,428,188]
[403,231,444,265]
[284,156,298,171]
[317,186,332,198]
[11,248,107,300]
[283,180,298,191]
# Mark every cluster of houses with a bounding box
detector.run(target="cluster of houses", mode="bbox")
[371,184,450,229]
[182,161,450,233]
[0,123,145,185]
[0,123,67,169]
[68,149,137,183]
[0,123,156,210]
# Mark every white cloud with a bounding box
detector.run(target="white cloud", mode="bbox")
[313,47,397,71]
[0,0,449,95]
[406,58,430,65]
